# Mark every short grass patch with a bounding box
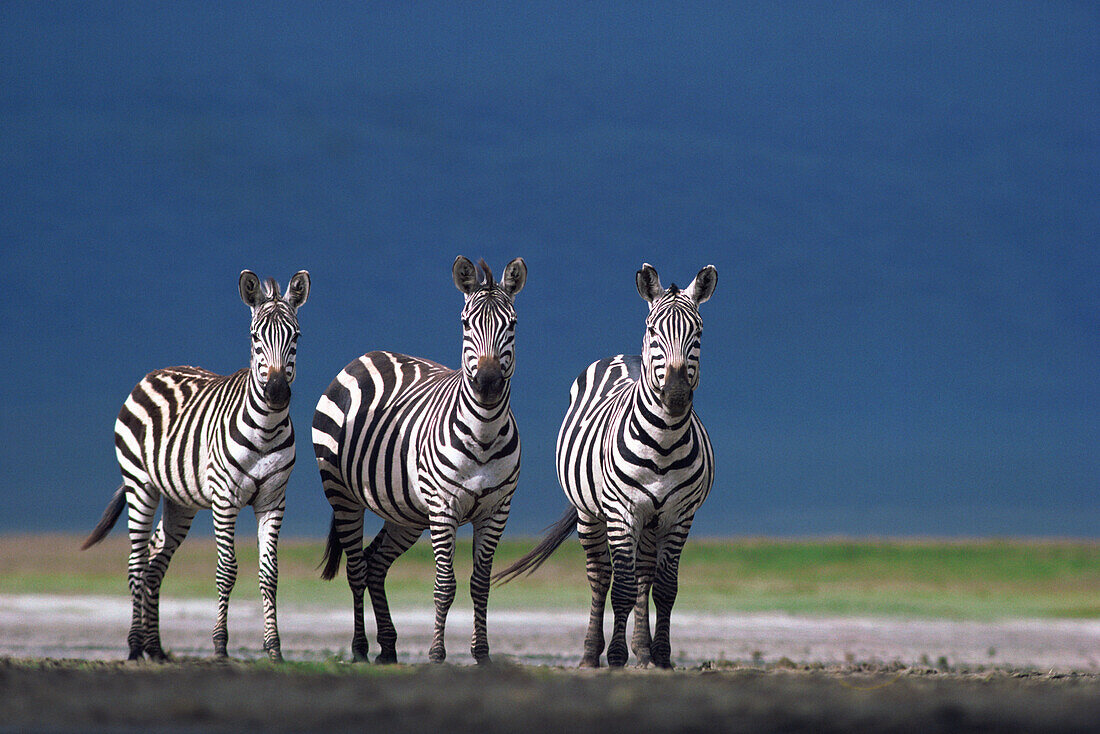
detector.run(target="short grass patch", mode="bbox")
[1,534,1096,620]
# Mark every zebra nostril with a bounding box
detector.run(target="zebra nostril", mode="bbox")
[661,365,692,416]
[264,369,291,407]
[472,356,505,401]
[475,368,502,390]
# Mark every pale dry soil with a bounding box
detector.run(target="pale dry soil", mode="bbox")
[1,594,1097,670]
[0,595,1098,732]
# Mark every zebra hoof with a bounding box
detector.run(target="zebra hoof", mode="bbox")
[375,651,398,665]
[606,644,628,668]
[265,647,284,663]
[474,654,492,666]
[352,644,370,663]
[578,657,601,668]
[428,646,447,664]
[145,647,169,663]
[127,648,144,662]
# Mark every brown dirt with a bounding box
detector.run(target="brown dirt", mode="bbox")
[1,657,1098,734]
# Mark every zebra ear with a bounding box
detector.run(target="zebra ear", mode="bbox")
[286,270,310,310]
[636,263,663,304]
[688,265,717,305]
[453,256,479,295]
[239,270,263,309]
[500,257,527,299]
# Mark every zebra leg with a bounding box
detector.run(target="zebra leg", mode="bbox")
[125,482,157,660]
[330,508,371,662]
[605,518,639,668]
[365,522,422,664]
[631,526,657,667]
[211,501,241,658]
[255,501,284,662]
[469,504,510,665]
[650,519,693,669]
[427,514,459,663]
[141,500,197,661]
[577,512,610,668]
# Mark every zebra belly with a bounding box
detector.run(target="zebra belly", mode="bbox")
[358,482,431,527]
[613,470,709,528]
[604,419,713,525]
[347,433,433,528]
[139,442,293,511]
[222,444,296,510]
[119,366,293,512]
[557,382,714,528]
[557,435,609,521]
[560,461,711,533]
[427,444,520,524]
[315,352,475,529]
[134,421,217,509]
[556,360,636,522]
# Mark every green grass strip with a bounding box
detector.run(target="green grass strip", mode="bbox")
[2,534,1096,620]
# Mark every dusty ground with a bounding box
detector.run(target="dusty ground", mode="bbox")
[2,593,1098,670]
[2,658,1098,733]
[1,594,1098,732]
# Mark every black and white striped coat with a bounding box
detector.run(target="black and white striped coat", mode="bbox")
[497,263,716,669]
[83,270,309,662]
[314,256,525,664]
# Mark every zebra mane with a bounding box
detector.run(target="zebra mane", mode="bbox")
[477,259,495,289]
[666,283,680,295]
[261,277,282,301]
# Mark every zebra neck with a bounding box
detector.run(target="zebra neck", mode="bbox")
[628,380,693,449]
[455,376,512,445]
[243,371,292,435]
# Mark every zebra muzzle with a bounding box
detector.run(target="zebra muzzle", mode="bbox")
[472,356,505,403]
[660,365,692,418]
[264,369,291,407]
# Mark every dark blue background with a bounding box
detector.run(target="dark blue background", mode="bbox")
[2,2,1097,538]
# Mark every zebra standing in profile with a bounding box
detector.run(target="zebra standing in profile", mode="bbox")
[497,263,716,669]
[313,256,525,664]
[82,270,310,662]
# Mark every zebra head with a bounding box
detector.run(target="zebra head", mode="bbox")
[453,256,527,405]
[239,270,310,409]
[636,263,717,419]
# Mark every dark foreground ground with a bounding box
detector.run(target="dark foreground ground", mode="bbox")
[1,658,1097,734]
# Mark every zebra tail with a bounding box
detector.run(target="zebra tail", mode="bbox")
[80,483,127,550]
[319,514,343,580]
[492,506,579,586]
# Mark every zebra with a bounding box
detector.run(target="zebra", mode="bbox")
[313,256,526,665]
[82,270,310,662]
[496,263,717,669]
